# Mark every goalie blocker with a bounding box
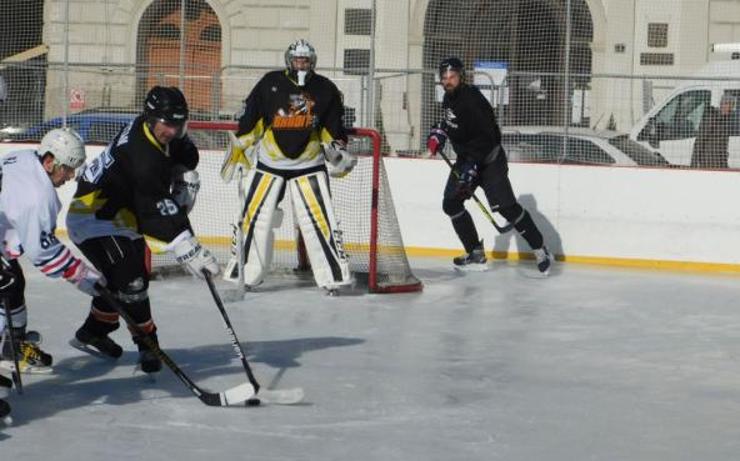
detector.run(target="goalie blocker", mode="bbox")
[224,165,351,291]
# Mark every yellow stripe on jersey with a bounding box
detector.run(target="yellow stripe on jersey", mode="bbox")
[68,190,107,214]
[143,234,170,254]
[319,127,335,143]
[261,129,323,161]
[243,173,275,231]
[296,176,330,241]
[142,122,166,154]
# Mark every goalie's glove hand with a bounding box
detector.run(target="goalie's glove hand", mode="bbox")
[174,235,220,279]
[455,161,480,200]
[324,140,357,178]
[64,260,106,297]
[426,123,448,156]
[221,132,253,183]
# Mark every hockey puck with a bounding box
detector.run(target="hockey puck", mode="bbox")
[245,397,261,406]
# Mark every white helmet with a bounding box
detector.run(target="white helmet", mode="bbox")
[39,128,86,169]
[284,39,317,71]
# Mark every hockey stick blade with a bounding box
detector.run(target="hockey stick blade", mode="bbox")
[94,284,260,408]
[255,387,305,405]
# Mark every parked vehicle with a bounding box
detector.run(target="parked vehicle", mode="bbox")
[0,108,229,150]
[629,60,740,168]
[1,110,136,144]
[501,126,669,167]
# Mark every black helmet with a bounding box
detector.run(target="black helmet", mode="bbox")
[438,57,465,81]
[144,86,189,125]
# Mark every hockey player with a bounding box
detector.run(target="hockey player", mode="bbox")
[0,128,104,374]
[427,57,553,274]
[66,86,219,373]
[221,39,357,293]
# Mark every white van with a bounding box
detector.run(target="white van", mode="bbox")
[629,61,740,168]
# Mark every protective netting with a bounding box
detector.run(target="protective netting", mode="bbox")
[1,0,740,170]
[151,125,422,293]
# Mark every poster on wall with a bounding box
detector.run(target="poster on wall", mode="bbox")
[473,60,508,106]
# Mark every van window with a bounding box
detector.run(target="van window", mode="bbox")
[654,90,710,140]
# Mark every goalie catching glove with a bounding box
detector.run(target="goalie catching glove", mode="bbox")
[220,132,255,183]
[173,231,220,279]
[323,140,357,178]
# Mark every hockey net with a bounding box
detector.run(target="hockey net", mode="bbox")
[152,123,422,294]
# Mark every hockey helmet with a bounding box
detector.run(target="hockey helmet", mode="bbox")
[285,39,317,71]
[438,57,465,81]
[144,86,189,126]
[38,128,86,169]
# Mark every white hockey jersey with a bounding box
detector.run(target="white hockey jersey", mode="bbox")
[0,149,83,279]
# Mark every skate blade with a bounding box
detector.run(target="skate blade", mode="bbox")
[68,339,119,361]
[453,263,489,272]
[0,359,53,375]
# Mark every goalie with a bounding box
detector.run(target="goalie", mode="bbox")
[221,39,356,293]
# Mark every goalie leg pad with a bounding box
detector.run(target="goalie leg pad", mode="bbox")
[289,171,351,289]
[224,169,285,286]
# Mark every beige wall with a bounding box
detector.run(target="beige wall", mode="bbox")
[41,0,740,150]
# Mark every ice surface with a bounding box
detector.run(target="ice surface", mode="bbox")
[2,258,740,460]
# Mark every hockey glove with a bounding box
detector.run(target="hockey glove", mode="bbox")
[64,260,106,297]
[220,132,254,184]
[174,235,220,279]
[324,140,357,178]
[426,124,448,156]
[171,165,200,214]
[455,162,480,200]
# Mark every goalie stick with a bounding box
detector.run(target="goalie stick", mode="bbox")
[435,150,514,234]
[95,284,255,407]
[203,271,304,405]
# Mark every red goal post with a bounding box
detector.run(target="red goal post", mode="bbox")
[176,121,422,294]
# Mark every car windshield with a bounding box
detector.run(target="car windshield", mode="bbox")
[607,134,669,166]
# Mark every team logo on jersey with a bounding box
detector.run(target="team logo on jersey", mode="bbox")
[444,108,459,129]
[272,93,316,130]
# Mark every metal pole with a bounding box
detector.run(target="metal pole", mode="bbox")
[179,0,186,89]
[63,0,70,127]
[562,0,572,161]
[367,0,377,128]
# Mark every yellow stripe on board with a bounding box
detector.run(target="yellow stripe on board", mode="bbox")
[402,246,740,275]
[55,230,740,275]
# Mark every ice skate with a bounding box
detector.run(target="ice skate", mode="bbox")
[70,327,123,360]
[533,246,553,276]
[0,398,11,425]
[0,337,53,374]
[453,243,488,272]
[134,333,162,374]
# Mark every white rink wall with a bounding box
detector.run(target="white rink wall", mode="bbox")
[387,157,740,269]
[3,142,739,271]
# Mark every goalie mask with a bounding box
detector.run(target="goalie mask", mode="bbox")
[285,39,317,86]
[144,86,189,138]
[38,128,86,169]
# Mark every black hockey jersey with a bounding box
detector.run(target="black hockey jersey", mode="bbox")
[441,83,503,164]
[66,115,198,249]
[236,70,347,170]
